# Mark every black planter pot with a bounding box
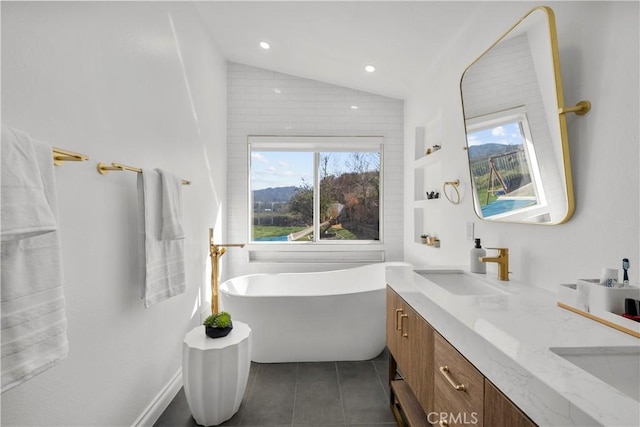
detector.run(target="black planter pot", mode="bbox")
[205,322,233,339]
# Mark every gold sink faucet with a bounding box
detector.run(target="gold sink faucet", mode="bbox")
[480,248,510,281]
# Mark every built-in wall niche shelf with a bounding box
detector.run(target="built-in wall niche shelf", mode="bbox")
[413,207,426,244]
[414,126,426,161]
[414,199,441,208]
[413,207,441,248]
[413,123,444,249]
[413,163,442,202]
[413,168,423,201]
[414,126,443,165]
[414,149,442,169]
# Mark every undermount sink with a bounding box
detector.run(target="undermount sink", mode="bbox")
[550,346,640,402]
[414,269,510,296]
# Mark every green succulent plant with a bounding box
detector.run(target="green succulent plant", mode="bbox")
[203,311,232,329]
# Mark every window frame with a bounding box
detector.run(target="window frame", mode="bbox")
[248,136,384,245]
[465,107,547,219]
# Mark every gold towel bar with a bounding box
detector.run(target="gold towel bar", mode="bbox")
[97,162,191,185]
[53,147,90,166]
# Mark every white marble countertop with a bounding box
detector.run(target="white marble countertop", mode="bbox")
[385,265,640,427]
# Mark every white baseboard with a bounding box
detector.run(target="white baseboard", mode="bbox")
[132,368,183,427]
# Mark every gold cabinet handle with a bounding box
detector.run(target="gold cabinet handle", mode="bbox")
[394,308,403,330]
[400,314,409,338]
[439,366,466,391]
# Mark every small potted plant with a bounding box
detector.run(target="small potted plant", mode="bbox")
[203,311,233,338]
[420,234,429,244]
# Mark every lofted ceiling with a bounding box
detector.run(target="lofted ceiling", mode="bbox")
[194,1,519,100]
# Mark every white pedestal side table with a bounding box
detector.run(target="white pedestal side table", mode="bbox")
[182,322,252,426]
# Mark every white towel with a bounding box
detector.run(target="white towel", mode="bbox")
[1,125,57,241]
[156,169,185,240]
[138,169,186,308]
[1,126,68,393]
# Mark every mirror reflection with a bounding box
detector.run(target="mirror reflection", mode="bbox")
[460,7,574,224]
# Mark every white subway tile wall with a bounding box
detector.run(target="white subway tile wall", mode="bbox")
[226,62,404,278]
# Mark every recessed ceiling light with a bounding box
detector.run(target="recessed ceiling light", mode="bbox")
[365,65,376,73]
[350,105,359,110]
[259,41,270,50]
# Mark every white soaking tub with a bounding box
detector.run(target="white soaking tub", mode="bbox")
[220,263,397,363]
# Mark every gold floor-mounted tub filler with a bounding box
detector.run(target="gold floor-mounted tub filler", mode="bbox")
[209,228,244,315]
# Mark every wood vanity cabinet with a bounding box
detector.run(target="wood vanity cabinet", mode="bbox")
[386,287,434,423]
[386,286,538,427]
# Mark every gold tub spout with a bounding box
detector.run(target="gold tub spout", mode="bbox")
[209,228,245,314]
[480,248,510,281]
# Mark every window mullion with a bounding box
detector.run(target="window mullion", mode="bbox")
[313,152,320,242]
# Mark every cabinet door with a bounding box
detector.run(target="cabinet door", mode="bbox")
[386,287,434,415]
[434,333,484,427]
[484,379,536,427]
[405,307,434,415]
[387,287,413,375]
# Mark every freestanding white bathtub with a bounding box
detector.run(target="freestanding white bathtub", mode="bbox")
[220,263,394,363]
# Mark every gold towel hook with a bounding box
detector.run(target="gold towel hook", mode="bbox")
[558,100,591,116]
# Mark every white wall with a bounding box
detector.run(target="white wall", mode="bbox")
[225,63,404,279]
[1,2,226,425]
[404,1,639,291]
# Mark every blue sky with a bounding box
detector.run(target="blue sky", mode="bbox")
[466,122,524,147]
[251,151,313,190]
[250,151,379,190]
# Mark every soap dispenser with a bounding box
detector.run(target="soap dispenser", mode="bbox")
[470,238,487,274]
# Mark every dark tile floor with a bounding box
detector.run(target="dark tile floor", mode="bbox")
[155,351,395,427]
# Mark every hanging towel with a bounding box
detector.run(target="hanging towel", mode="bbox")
[1,125,68,393]
[156,169,185,240]
[137,169,186,308]
[1,125,57,241]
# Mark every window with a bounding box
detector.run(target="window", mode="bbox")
[466,108,545,219]
[249,136,382,243]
